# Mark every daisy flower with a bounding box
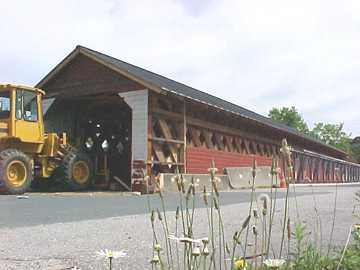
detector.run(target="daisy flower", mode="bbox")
[263,259,286,269]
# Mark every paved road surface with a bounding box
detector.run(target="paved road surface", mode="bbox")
[0,186,357,269]
[0,189,329,228]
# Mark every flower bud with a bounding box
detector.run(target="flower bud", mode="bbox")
[271,158,277,176]
[203,186,208,206]
[252,225,258,236]
[202,246,210,256]
[253,209,259,219]
[150,254,160,264]
[287,218,291,240]
[233,231,239,242]
[150,210,155,223]
[213,197,219,210]
[154,243,161,252]
[157,208,163,221]
[242,215,251,230]
[192,246,201,257]
[252,158,257,178]
[212,180,219,197]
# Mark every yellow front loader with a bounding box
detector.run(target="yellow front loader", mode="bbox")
[0,84,93,194]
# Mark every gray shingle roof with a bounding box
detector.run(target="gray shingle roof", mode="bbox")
[80,46,294,129]
[38,45,346,156]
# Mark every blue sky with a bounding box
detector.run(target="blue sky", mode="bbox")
[1,0,359,135]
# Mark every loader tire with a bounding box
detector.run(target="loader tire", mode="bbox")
[0,149,33,194]
[62,150,93,190]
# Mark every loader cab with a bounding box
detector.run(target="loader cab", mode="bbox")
[0,91,11,138]
[0,84,45,145]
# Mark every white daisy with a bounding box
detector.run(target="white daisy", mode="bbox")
[263,259,286,269]
[168,235,201,244]
[96,249,127,259]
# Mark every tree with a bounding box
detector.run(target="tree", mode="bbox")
[351,137,360,163]
[268,107,358,161]
[310,122,352,154]
[268,106,309,134]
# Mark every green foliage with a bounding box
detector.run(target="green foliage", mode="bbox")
[288,223,335,270]
[268,107,309,134]
[351,137,360,163]
[293,223,306,257]
[310,122,352,153]
[335,230,360,270]
[268,106,359,159]
[291,245,334,270]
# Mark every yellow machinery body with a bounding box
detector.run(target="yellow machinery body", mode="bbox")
[0,84,92,194]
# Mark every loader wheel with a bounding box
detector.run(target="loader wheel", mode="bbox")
[63,151,93,190]
[0,149,32,194]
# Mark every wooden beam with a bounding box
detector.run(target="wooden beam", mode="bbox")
[225,135,234,152]
[258,143,265,156]
[234,137,243,153]
[153,108,280,146]
[250,141,257,155]
[153,143,166,163]
[147,94,154,175]
[203,130,215,149]
[214,132,225,151]
[153,108,183,121]
[243,139,250,154]
[149,136,184,145]
[146,161,185,165]
[183,100,187,172]
[188,127,201,147]
[158,119,179,162]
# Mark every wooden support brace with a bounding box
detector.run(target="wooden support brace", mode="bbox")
[158,119,179,162]
[250,141,257,155]
[203,130,214,149]
[225,135,234,152]
[234,137,243,153]
[189,127,202,147]
[214,132,225,151]
[258,143,265,156]
[153,143,167,163]
[243,139,250,154]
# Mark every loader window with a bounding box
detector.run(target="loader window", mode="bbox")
[15,90,38,121]
[0,91,10,119]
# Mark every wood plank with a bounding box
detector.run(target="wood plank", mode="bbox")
[158,119,179,162]
[147,93,154,174]
[272,145,278,156]
[203,130,215,149]
[243,139,250,154]
[225,135,234,152]
[258,143,265,156]
[153,143,167,163]
[264,144,271,157]
[158,119,174,139]
[214,132,225,151]
[250,141,257,155]
[183,100,187,172]
[153,108,183,120]
[146,160,185,165]
[234,137,243,153]
[149,136,184,144]
[153,108,280,146]
[189,127,202,147]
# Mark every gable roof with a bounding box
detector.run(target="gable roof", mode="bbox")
[36,45,346,157]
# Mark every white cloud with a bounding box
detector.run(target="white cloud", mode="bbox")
[0,0,359,134]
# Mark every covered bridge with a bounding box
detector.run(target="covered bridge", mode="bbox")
[36,46,360,191]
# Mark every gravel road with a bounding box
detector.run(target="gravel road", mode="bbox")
[0,185,358,269]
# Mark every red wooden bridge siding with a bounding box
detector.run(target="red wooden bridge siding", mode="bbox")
[186,147,272,174]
